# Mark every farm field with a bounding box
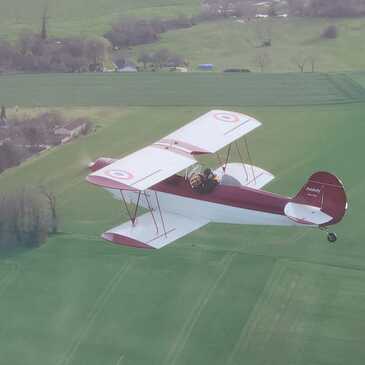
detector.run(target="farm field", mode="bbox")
[0,72,364,365]
[1,72,365,107]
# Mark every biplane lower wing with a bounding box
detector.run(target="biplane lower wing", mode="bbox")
[102,212,209,249]
[214,163,274,190]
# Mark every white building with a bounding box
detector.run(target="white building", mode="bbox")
[54,120,87,143]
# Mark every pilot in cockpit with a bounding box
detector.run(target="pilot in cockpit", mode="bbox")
[189,167,219,194]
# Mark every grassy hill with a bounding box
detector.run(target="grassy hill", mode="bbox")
[0,0,200,39]
[0,72,364,364]
[1,0,365,73]
[131,17,365,72]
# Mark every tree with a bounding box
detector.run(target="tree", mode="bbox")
[291,53,307,72]
[40,3,49,40]
[0,40,15,70]
[0,188,52,248]
[321,25,338,39]
[137,50,153,70]
[39,185,58,234]
[0,143,24,172]
[85,37,111,67]
[253,50,271,72]
[167,53,186,67]
[0,105,6,122]
[307,55,318,72]
[152,48,171,69]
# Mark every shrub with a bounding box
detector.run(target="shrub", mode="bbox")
[321,25,338,39]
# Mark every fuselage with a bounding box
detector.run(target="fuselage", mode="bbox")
[106,175,298,227]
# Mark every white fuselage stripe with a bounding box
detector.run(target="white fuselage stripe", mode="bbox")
[106,188,299,227]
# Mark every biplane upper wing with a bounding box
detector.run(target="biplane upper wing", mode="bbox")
[87,110,261,191]
[87,145,197,191]
[162,110,261,154]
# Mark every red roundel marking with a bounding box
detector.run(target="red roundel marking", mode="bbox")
[105,169,133,180]
[213,112,240,123]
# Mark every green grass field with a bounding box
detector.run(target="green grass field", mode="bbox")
[0,72,364,365]
[1,72,365,107]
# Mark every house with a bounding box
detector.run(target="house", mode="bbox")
[54,119,87,142]
[118,66,138,72]
[168,66,188,72]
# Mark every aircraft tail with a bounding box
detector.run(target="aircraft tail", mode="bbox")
[290,171,348,226]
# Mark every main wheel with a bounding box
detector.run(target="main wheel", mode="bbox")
[327,232,337,243]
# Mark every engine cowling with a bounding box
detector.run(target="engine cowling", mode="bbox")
[88,157,116,172]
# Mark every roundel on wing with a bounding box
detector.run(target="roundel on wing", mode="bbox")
[105,169,133,180]
[213,112,240,123]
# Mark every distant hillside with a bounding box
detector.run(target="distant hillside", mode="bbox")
[130,17,365,72]
[0,0,200,39]
[1,0,365,73]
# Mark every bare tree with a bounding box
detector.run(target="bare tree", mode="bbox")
[152,48,171,69]
[291,53,307,72]
[40,3,49,40]
[307,55,318,72]
[0,189,49,248]
[39,185,58,234]
[137,50,153,70]
[0,105,6,122]
[253,50,271,72]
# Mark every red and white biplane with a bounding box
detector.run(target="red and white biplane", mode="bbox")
[87,110,347,249]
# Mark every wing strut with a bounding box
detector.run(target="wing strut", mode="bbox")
[244,137,256,185]
[223,144,232,172]
[154,192,168,238]
[119,190,141,226]
[144,192,159,234]
[234,141,250,181]
[120,190,133,222]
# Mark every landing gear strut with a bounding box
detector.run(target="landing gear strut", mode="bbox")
[320,227,337,243]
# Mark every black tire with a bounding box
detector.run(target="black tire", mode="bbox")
[327,232,337,243]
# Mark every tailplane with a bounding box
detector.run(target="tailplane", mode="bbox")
[284,172,347,227]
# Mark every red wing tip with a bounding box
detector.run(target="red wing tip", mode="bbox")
[102,232,154,249]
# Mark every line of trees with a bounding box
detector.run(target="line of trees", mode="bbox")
[201,0,257,18]
[287,0,365,17]
[0,187,58,248]
[0,33,111,73]
[104,15,195,49]
[137,49,188,70]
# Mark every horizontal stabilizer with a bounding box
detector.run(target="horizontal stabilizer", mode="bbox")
[284,202,332,226]
[102,212,209,249]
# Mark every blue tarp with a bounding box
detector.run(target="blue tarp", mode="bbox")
[198,64,214,70]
